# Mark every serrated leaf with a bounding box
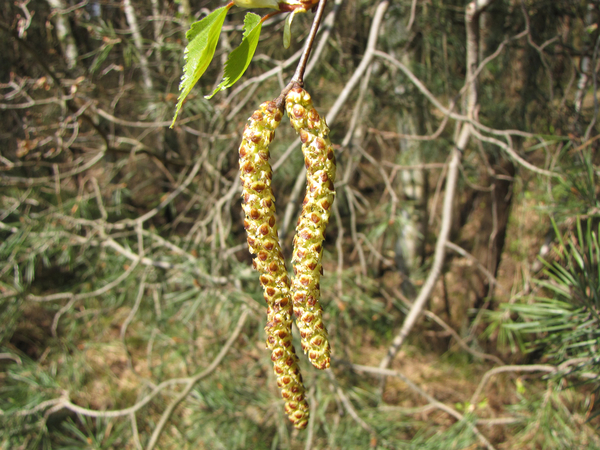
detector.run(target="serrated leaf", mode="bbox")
[206,13,262,99]
[171,5,230,127]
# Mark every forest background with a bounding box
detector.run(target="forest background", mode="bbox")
[1,0,600,448]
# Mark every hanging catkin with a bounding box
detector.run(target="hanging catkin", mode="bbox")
[238,100,310,429]
[285,86,336,370]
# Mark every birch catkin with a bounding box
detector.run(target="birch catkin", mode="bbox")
[285,87,336,370]
[239,100,310,429]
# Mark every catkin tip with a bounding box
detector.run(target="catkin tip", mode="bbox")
[239,99,310,426]
[285,87,336,371]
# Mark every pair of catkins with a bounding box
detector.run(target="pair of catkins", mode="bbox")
[238,86,335,429]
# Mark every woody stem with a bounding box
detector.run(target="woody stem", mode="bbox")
[285,0,328,93]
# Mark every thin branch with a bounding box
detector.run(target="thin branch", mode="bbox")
[291,0,328,85]
[120,271,148,357]
[26,309,250,423]
[387,287,505,365]
[379,147,461,370]
[0,397,63,417]
[326,0,389,122]
[278,0,390,238]
[0,353,22,365]
[95,108,231,133]
[445,241,508,294]
[304,0,342,78]
[470,127,560,178]
[28,248,141,303]
[130,412,142,450]
[381,161,446,171]
[379,0,495,372]
[123,0,153,90]
[2,151,106,186]
[125,155,205,226]
[326,369,377,436]
[350,364,496,450]
[406,0,418,33]
[303,386,317,450]
[372,49,553,143]
[146,308,249,450]
[469,358,596,407]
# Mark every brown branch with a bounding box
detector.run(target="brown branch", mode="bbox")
[292,0,328,84]
[146,308,250,450]
[379,0,496,373]
[18,309,250,423]
[350,364,496,450]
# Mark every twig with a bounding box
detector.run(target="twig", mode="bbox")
[381,161,446,171]
[584,32,600,142]
[406,0,418,33]
[120,271,148,366]
[379,0,495,372]
[344,187,367,275]
[90,177,108,220]
[387,287,505,365]
[379,146,461,370]
[0,353,22,365]
[29,248,141,303]
[468,358,597,407]
[372,50,554,144]
[326,369,377,436]
[51,296,77,338]
[519,1,554,102]
[350,363,496,450]
[130,412,142,450]
[123,0,153,90]
[145,308,249,450]
[326,0,389,122]
[278,0,390,238]
[445,241,507,294]
[280,161,308,241]
[291,0,328,85]
[304,0,342,78]
[303,386,317,450]
[125,155,205,227]
[368,109,452,141]
[1,397,64,417]
[21,308,249,424]
[470,127,560,179]
[2,151,106,186]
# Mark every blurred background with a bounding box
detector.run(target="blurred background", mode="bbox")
[1,0,600,448]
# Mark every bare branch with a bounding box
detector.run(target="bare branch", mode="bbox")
[290,0,329,85]
[379,0,497,372]
[22,309,250,423]
[145,308,250,450]
[351,364,496,450]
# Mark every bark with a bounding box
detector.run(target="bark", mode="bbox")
[46,0,78,69]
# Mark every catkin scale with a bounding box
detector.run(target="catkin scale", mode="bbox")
[239,100,309,429]
[285,87,336,370]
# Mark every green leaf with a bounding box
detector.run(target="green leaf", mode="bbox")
[205,12,263,99]
[283,10,299,49]
[171,5,230,127]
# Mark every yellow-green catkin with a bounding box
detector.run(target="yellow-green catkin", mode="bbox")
[285,87,336,370]
[239,100,309,429]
